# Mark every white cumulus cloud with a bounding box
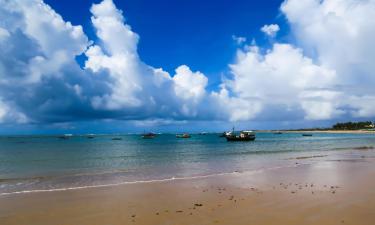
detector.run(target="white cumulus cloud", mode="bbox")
[281,0,375,118]
[261,24,280,37]
[224,43,338,121]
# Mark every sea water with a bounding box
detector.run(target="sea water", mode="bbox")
[0,132,374,195]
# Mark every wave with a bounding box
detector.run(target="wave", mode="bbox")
[0,164,301,197]
[0,169,134,184]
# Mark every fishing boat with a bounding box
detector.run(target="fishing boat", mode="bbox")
[226,130,256,142]
[142,132,156,139]
[176,133,191,138]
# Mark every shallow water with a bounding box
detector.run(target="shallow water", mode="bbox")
[0,132,374,194]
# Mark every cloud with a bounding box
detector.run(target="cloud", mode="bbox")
[0,0,216,124]
[173,65,208,102]
[0,98,28,123]
[0,0,98,124]
[260,24,280,37]
[224,43,338,121]
[232,35,247,45]
[84,0,212,119]
[211,87,262,122]
[218,0,375,122]
[280,0,375,118]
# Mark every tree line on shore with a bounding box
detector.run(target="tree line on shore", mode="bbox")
[332,121,374,130]
[282,121,375,131]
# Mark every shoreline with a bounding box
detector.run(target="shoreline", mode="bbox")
[0,164,304,197]
[1,149,375,225]
[0,147,373,197]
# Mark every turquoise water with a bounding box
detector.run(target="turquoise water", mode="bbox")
[0,132,375,194]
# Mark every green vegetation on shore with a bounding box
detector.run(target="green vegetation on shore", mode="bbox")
[332,121,374,130]
[270,121,375,132]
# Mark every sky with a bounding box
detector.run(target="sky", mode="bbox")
[0,0,375,134]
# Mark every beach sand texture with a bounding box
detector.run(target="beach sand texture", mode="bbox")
[1,152,374,225]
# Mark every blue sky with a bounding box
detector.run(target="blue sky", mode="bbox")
[0,0,374,134]
[45,0,286,90]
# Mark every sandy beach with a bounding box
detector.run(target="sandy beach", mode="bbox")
[1,149,374,225]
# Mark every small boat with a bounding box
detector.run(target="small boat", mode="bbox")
[176,133,191,138]
[273,132,283,134]
[87,134,95,139]
[302,134,313,137]
[198,132,208,135]
[58,134,72,139]
[142,132,156,139]
[111,137,122,140]
[226,130,256,142]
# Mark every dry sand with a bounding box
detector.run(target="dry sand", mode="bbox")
[1,154,375,225]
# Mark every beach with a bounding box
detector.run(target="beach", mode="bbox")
[1,147,375,225]
[1,133,375,225]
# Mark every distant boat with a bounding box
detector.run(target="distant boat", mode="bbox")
[142,132,156,139]
[274,132,283,134]
[87,134,95,139]
[176,133,191,138]
[198,132,208,135]
[111,137,122,140]
[58,134,72,139]
[302,134,313,137]
[226,130,256,142]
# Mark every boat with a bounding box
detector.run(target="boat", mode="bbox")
[142,132,156,139]
[198,132,208,135]
[302,134,313,137]
[111,137,122,140]
[176,133,191,138]
[58,134,72,139]
[273,131,283,134]
[87,134,95,139]
[226,130,256,142]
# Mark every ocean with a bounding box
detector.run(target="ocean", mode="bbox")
[0,132,374,195]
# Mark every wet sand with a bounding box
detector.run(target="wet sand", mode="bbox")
[1,153,375,225]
